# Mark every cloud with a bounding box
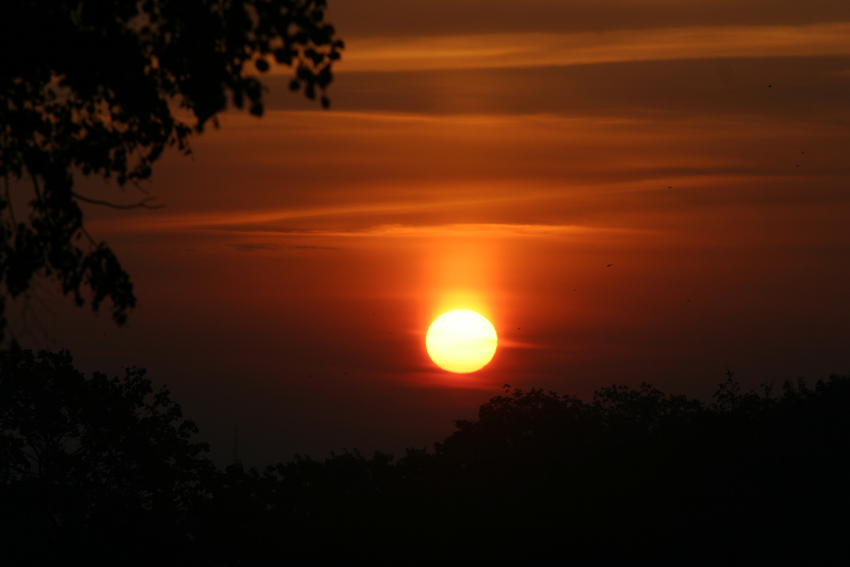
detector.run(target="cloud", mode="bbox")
[337,23,850,72]
[87,188,549,234]
[290,223,647,240]
[228,242,339,252]
[96,209,648,241]
[228,243,282,252]
[283,245,339,250]
[329,0,850,38]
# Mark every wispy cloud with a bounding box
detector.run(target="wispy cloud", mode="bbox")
[227,242,338,252]
[285,223,646,240]
[283,244,339,250]
[89,192,549,234]
[228,243,283,252]
[104,214,649,241]
[338,23,850,72]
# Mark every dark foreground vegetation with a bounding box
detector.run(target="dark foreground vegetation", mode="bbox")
[2,348,848,565]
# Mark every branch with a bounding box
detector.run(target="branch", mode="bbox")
[79,225,98,247]
[71,192,165,210]
[3,172,16,225]
[130,179,152,196]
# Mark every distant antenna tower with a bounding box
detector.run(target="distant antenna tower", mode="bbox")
[232,424,240,465]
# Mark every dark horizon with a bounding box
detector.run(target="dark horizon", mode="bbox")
[4,346,848,565]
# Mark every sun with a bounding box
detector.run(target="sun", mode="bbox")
[426,310,498,373]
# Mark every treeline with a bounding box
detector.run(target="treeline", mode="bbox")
[2,348,848,565]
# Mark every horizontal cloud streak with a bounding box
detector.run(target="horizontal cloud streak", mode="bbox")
[228,223,648,240]
[330,0,850,38]
[338,23,850,72]
[91,210,647,240]
[89,195,543,233]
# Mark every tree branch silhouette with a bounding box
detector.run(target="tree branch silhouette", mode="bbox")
[0,0,344,344]
[70,192,164,210]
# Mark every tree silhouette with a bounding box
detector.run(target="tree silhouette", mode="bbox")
[0,347,214,565]
[184,377,850,564]
[0,0,343,343]
[353,378,849,564]
[3,349,847,565]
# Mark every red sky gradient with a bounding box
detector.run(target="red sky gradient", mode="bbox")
[11,1,850,466]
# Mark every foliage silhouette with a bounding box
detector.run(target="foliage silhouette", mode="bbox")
[409,378,849,563]
[0,0,343,343]
[0,347,214,565]
[190,376,850,565]
[3,348,848,565]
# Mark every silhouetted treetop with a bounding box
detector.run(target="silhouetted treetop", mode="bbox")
[3,354,848,565]
[0,0,343,343]
[0,347,213,564]
[434,382,709,466]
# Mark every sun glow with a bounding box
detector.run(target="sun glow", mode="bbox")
[426,310,498,373]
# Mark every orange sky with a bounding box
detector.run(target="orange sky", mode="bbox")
[13,1,850,465]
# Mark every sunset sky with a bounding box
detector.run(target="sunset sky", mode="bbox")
[13,0,850,466]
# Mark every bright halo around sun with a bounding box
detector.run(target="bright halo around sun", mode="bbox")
[426,310,498,373]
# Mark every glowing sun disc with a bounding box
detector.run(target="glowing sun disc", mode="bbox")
[426,310,498,373]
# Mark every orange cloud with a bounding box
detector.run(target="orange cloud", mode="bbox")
[336,23,850,72]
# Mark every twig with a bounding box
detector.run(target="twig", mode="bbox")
[29,167,43,202]
[3,172,16,225]
[130,178,152,196]
[79,226,98,247]
[71,192,164,210]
